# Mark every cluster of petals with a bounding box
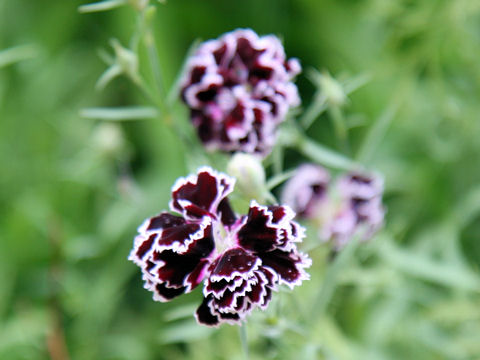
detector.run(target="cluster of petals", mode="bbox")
[282,164,385,248]
[129,167,311,326]
[180,29,301,156]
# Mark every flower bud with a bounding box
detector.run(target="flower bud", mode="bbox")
[92,123,125,157]
[127,0,149,11]
[227,153,266,201]
[110,39,139,83]
[318,71,346,107]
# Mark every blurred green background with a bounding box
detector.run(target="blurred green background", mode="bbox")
[1,0,480,359]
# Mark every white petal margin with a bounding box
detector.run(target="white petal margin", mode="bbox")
[169,166,236,219]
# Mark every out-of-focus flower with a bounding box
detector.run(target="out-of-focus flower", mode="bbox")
[181,29,301,156]
[129,167,310,326]
[321,172,385,248]
[281,164,330,219]
[282,165,385,249]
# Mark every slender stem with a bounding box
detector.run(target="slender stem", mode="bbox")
[272,144,284,176]
[297,136,360,171]
[47,217,70,360]
[356,96,401,164]
[145,26,166,100]
[266,169,296,190]
[328,105,350,154]
[355,79,409,163]
[309,239,358,324]
[239,324,249,360]
[300,93,327,129]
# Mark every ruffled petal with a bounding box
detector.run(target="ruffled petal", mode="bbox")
[208,247,260,282]
[129,213,215,302]
[259,249,311,289]
[199,248,278,325]
[170,167,235,221]
[237,201,303,253]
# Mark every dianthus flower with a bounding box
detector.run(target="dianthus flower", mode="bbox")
[129,167,311,326]
[281,164,330,218]
[329,172,384,244]
[181,29,301,156]
[282,165,385,249]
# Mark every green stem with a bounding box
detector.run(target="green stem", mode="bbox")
[328,105,350,154]
[144,15,167,101]
[300,93,327,129]
[266,169,296,190]
[355,79,409,164]
[239,324,249,360]
[309,239,358,324]
[297,136,360,171]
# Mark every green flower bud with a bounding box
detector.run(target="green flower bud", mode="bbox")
[110,39,139,83]
[92,123,125,156]
[127,0,149,11]
[227,153,266,201]
[318,71,346,107]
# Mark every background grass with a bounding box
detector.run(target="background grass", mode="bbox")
[1,0,480,359]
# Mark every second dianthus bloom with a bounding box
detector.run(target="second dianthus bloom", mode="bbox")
[181,29,301,156]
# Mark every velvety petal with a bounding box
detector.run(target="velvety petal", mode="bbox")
[150,251,208,287]
[170,167,235,220]
[245,266,276,309]
[129,213,189,266]
[138,248,212,302]
[129,213,215,302]
[195,295,244,327]
[202,248,278,321]
[195,296,221,326]
[157,217,213,254]
[129,233,156,266]
[208,247,260,282]
[259,249,311,289]
[237,201,303,253]
[148,281,188,302]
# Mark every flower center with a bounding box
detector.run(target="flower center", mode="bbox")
[212,219,234,253]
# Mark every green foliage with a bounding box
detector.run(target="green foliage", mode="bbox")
[1,0,480,359]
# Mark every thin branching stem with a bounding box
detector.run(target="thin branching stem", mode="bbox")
[239,324,249,360]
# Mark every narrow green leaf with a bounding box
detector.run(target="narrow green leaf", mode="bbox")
[0,45,38,68]
[80,106,159,121]
[380,236,480,291]
[159,320,214,344]
[453,185,480,228]
[356,101,399,163]
[298,137,360,171]
[95,64,122,90]
[78,0,126,13]
[266,169,296,190]
[163,303,198,322]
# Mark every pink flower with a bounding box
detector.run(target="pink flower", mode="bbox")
[129,167,311,326]
[281,164,330,218]
[282,165,385,248]
[181,29,301,156]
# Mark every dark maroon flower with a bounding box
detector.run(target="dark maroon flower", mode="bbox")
[181,29,301,156]
[129,167,310,326]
